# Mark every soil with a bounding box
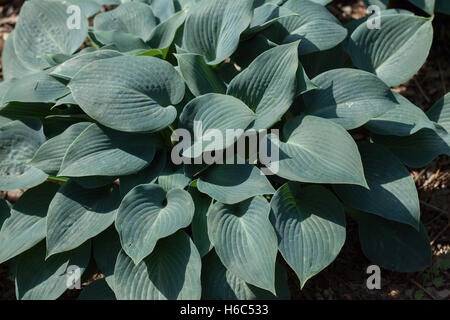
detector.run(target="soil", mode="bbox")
[0,0,448,300]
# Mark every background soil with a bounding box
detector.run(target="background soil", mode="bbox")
[0,0,448,300]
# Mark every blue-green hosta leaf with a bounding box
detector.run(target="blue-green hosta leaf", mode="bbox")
[147,9,187,50]
[14,0,88,69]
[79,278,116,300]
[347,14,433,86]
[270,183,346,287]
[15,241,91,300]
[189,187,213,257]
[141,0,175,22]
[373,129,450,168]
[0,183,59,264]
[51,50,122,81]
[30,122,91,175]
[197,164,275,205]
[58,124,157,177]
[267,115,367,187]
[227,41,314,130]
[264,0,347,55]
[309,0,332,4]
[94,2,157,43]
[46,181,120,257]
[116,184,194,264]
[245,4,298,36]
[0,120,48,191]
[157,162,191,192]
[207,196,278,293]
[69,56,185,133]
[114,231,201,300]
[120,151,167,197]
[93,226,121,291]
[179,94,256,158]
[427,93,450,132]
[2,71,70,105]
[1,31,37,80]
[365,92,436,136]
[202,251,290,300]
[303,68,399,130]
[409,0,435,15]
[175,53,226,97]
[50,0,103,17]
[334,142,420,230]
[182,0,254,65]
[355,211,432,272]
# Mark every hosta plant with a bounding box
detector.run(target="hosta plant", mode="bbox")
[0,0,448,300]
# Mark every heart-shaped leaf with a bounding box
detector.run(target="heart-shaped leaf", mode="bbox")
[69,55,185,133]
[116,184,194,264]
[207,196,278,293]
[346,13,433,86]
[270,183,346,287]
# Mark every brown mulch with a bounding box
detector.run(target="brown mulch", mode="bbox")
[0,0,448,300]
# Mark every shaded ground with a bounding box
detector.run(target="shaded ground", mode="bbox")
[0,0,448,300]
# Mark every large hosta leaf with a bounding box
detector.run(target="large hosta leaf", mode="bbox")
[94,2,157,46]
[207,196,278,293]
[116,184,194,264]
[14,0,88,69]
[58,124,157,177]
[197,163,275,205]
[303,68,398,130]
[78,278,116,300]
[175,53,226,97]
[365,92,436,136]
[409,0,435,15]
[202,251,290,300]
[427,93,450,132]
[30,122,91,175]
[333,142,420,230]
[270,183,346,287]
[178,94,256,158]
[157,162,191,191]
[0,183,59,264]
[0,120,48,191]
[182,0,254,65]
[346,13,433,86]
[114,231,201,300]
[46,180,120,257]
[355,211,432,272]
[267,115,367,187]
[227,42,314,130]
[263,0,347,55]
[51,50,122,80]
[15,241,91,300]
[147,9,187,50]
[69,56,185,133]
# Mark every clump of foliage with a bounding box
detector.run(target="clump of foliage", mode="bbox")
[0,0,448,300]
